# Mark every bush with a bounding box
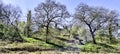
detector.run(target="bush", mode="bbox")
[4,26,24,42]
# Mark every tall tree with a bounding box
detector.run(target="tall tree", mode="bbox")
[74,3,108,44]
[24,10,32,37]
[34,0,70,42]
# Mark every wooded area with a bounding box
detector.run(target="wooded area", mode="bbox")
[0,0,120,54]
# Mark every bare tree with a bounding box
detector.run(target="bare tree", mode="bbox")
[74,3,108,44]
[34,0,70,42]
[106,10,119,43]
[1,4,22,26]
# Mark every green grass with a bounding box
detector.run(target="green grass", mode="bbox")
[0,36,67,53]
[23,37,55,48]
[0,34,120,53]
[79,41,120,53]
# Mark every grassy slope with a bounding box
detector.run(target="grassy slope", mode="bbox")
[0,35,120,53]
[79,39,120,53]
[0,35,70,53]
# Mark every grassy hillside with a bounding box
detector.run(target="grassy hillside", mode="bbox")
[0,34,120,54]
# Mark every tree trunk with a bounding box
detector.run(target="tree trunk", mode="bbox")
[108,20,112,43]
[46,25,49,43]
[90,29,97,44]
[108,26,112,43]
[88,24,97,44]
[91,32,96,44]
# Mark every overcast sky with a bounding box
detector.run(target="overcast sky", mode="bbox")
[2,0,120,20]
